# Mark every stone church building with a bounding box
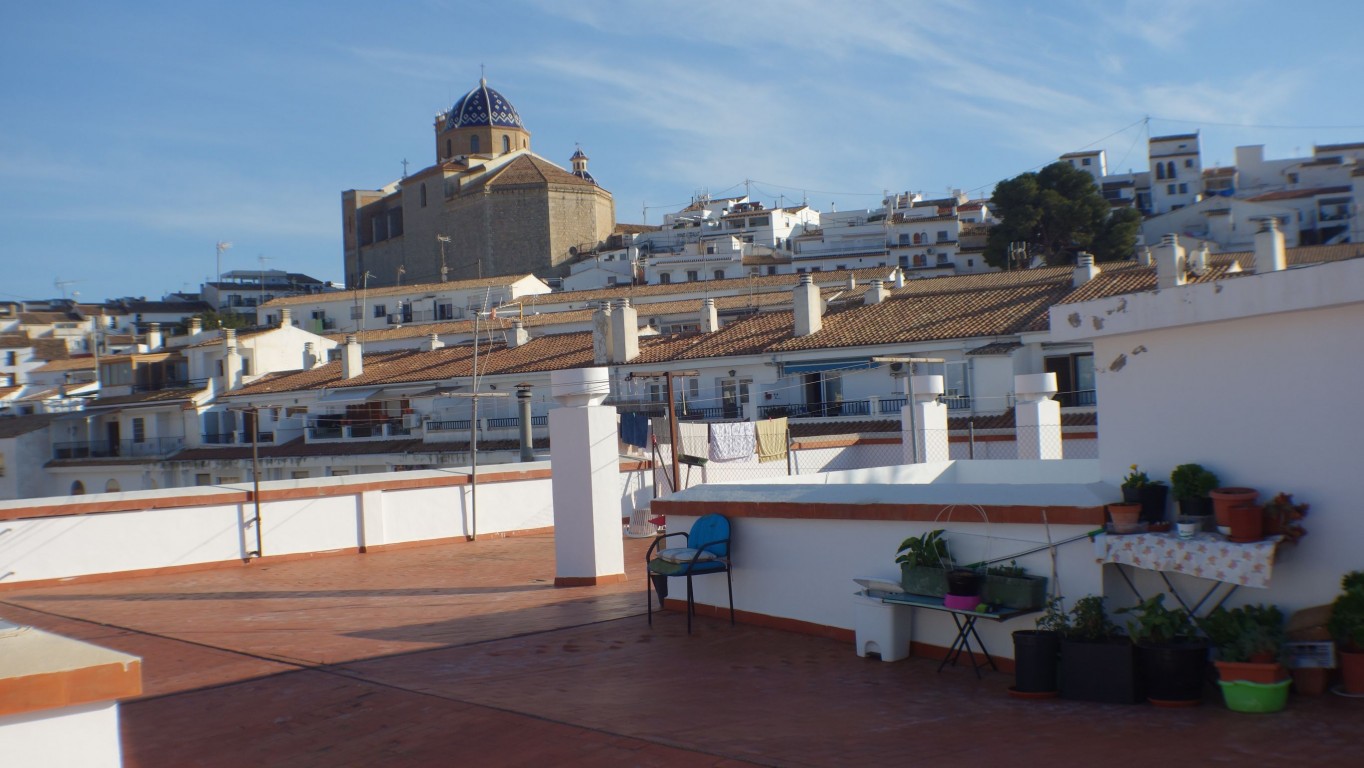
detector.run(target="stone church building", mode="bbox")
[342,78,615,289]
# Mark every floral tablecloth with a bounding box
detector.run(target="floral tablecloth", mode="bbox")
[1101,532,1280,588]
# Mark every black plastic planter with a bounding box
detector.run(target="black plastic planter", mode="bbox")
[1059,638,1143,704]
[1138,640,1209,705]
[1012,630,1060,693]
[946,568,982,597]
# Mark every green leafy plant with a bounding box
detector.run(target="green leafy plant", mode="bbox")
[1121,594,1198,644]
[1035,595,1070,634]
[894,529,949,569]
[1201,604,1285,663]
[1261,492,1309,545]
[1122,464,1154,491]
[986,560,1027,578]
[1066,595,1122,642]
[1329,570,1364,652]
[1170,463,1220,500]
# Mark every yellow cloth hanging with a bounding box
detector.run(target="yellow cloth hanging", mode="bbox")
[756,417,788,463]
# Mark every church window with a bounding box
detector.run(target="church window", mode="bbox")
[445,139,451,158]
[471,135,480,153]
[1166,161,1176,179]
[1156,163,1165,180]
[420,184,427,207]
[502,135,511,153]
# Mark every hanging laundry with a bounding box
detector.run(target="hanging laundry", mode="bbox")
[756,417,789,463]
[650,416,672,444]
[709,421,756,462]
[619,411,650,449]
[677,421,710,463]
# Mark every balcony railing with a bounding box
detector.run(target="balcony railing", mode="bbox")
[427,419,473,432]
[306,419,411,441]
[53,436,186,460]
[131,377,209,394]
[941,395,971,410]
[879,397,906,413]
[758,400,870,419]
[1056,389,1097,408]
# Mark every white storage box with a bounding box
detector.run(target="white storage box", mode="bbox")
[853,590,913,662]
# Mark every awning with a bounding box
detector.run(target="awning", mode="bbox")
[316,387,381,404]
[780,358,875,376]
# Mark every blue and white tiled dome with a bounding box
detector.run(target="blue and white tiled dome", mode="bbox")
[445,78,524,131]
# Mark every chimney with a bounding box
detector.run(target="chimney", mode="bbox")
[1155,234,1186,290]
[1190,243,1210,275]
[146,322,163,350]
[303,342,318,370]
[1073,252,1100,287]
[342,334,363,379]
[279,308,292,328]
[1253,218,1286,273]
[865,279,889,305]
[700,298,719,333]
[793,274,823,337]
[893,268,905,288]
[223,328,243,390]
[610,299,639,363]
[189,316,203,337]
[425,333,445,351]
[592,302,613,365]
[845,273,857,292]
[1139,246,1153,267]
[509,319,529,348]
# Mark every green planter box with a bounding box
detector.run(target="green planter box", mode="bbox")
[900,565,947,598]
[982,574,1048,610]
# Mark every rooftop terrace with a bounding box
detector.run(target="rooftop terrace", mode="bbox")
[1,534,1359,766]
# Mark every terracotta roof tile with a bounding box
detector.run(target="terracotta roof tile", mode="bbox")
[484,154,596,188]
[1246,185,1351,202]
[32,356,98,373]
[0,333,31,349]
[91,386,207,408]
[534,267,897,308]
[32,338,70,361]
[0,414,60,438]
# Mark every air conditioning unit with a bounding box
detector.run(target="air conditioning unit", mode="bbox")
[403,414,422,429]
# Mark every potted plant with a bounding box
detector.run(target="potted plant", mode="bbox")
[1012,595,1064,697]
[895,529,949,598]
[1121,594,1209,706]
[1328,570,1364,695]
[1211,486,1258,534]
[1058,595,1142,704]
[982,561,1048,610]
[1170,463,1219,528]
[1202,604,1290,712]
[1260,492,1309,545]
[1122,464,1169,524]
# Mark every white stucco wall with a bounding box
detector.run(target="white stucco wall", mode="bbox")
[0,701,123,768]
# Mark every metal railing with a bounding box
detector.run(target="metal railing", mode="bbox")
[306,419,410,440]
[131,377,210,394]
[427,419,473,432]
[53,436,186,460]
[758,400,870,419]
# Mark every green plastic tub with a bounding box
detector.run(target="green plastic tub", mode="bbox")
[1218,678,1291,713]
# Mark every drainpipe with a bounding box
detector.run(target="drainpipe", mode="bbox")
[517,383,535,462]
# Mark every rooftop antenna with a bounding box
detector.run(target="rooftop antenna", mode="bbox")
[216,241,232,283]
[54,278,80,300]
[437,234,452,282]
[257,255,272,312]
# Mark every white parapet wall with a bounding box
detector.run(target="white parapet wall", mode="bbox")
[653,460,1112,660]
[0,459,653,587]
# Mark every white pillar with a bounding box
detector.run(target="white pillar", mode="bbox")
[548,367,625,586]
[1014,372,1062,460]
[901,374,948,463]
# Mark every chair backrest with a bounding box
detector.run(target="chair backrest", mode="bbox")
[689,514,730,558]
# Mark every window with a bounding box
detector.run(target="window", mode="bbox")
[937,230,949,242]
[71,480,85,495]
[1166,161,1176,179]
[105,479,121,493]
[1184,159,1193,168]
[913,232,923,244]
[445,139,451,158]
[420,184,427,207]
[373,304,386,318]
[898,233,910,246]
[705,244,716,255]
[4,351,14,366]
[195,473,211,486]
[132,417,145,444]
[1287,173,1299,184]
[1082,157,1092,166]
[659,273,671,284]
[767,266,777,275]
[686,270,699,282]
[1178,183,1188,194]
[714,270,725,280]
[1156,163,1165,180]
[944,361,971,404]
[502,135,510,153]
[967,259,974,267]
[1167,184,1176,194]
[1044,353,1096,407]
[350,305,362,319]
[438,303,454,320]
[470,135,480,153]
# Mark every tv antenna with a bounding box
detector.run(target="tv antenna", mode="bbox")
[216,241,233,282]
[54,278,82,299]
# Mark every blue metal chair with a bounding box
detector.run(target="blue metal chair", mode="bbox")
[646,513,733,634]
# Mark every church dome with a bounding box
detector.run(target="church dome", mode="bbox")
[445,79,524,132]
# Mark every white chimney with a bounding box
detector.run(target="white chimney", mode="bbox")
[509,319,529,348]
[592,302,613,365]
[303,342,318,370]
[1253,218,1286,273]
[893,267,905,288]
[342,334,363,379]
[1190,243,1210,275]
[1155,234,1186,289]
[1073,252,1100,287]
[793,274,823,337]
[189,316,203,337]
[223,329,243,391]
[846,273,857,292]
[865,279,889,305]
[1139,246,1153,267]
[610,299,639,363]
[146,322,163,351]
[425,333,445,351]
[279,308,292,328]
[700,298,719,333]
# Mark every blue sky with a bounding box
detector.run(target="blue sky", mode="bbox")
[3,0,1362,302]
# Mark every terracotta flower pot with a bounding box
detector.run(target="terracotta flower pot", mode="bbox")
[1215,660,1288,684]
[1341,649,1364,695]
[1211,487,1257,531]
[1108,502,1141,530]
[1226,503,1264,543]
